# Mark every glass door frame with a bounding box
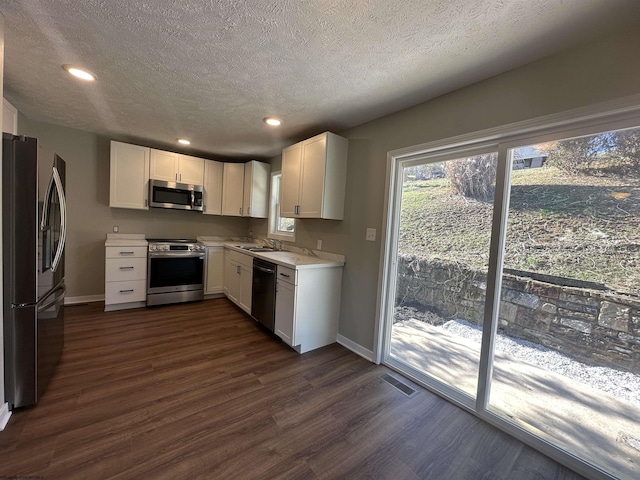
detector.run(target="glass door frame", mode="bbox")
[376,98,640,480]
[382,142,500,411]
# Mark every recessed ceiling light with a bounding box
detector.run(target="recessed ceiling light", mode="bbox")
[264,117,282,127]
[62,65,96,81]
[177,138,191,145]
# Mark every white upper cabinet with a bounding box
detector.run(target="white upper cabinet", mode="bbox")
[150,149,204,185]
[280,132,348,220]
[221,162,245,216]
[3,98,18,134]
[179,154,205,185]
[243,160,271,218]
[203,160,223,215]
[110,141,150,210]
[149,149,178,182]
[280,144,302,218]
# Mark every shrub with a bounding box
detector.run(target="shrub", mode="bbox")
[444,153,497,200]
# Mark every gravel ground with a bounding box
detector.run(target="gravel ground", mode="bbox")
[440,319,640,405]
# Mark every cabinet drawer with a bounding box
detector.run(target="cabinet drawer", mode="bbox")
[106,257,147,282]
[226,248,254,268]
[105,280,147,304]
[106,246,147,259]
[277,265,297,285]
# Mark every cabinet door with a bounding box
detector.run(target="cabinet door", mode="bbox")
[150,149,179,182]
[242,161,270,218]
[226,259,241,304]
[178,155,204,185]
[299,135,326,217]
[275,280,295,346]
[110,141,150,210]
[239,264,252,314]
[203,160,223,215]
[242,162,253,217]
[280,144,302,217]
[221,163,245,216]
[205,248,224,294]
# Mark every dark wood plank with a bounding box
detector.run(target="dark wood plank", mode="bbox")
[0,299,586,479]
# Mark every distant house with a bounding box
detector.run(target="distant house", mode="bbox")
[512,146,548,170]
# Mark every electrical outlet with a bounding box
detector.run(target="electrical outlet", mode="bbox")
[317,239,323,250]
[366,228,376,242]
[113,225,119,233]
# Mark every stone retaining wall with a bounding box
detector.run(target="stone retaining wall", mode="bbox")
[396,256,640,373]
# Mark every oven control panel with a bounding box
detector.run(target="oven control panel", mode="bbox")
[148,241,205,253]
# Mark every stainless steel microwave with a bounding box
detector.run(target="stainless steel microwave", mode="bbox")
[149,179,204,211]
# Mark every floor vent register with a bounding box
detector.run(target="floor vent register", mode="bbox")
[381,373,418,397]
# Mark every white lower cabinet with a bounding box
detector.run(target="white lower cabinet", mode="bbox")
[274,265,342,354]
[205,247,224,294]
[104,242,148,311]
[223,248,252,314]
[274,277,295,345]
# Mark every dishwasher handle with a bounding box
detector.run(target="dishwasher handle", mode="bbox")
[254,265,275,274]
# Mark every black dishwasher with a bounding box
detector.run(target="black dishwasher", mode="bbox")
[251,258,277,331]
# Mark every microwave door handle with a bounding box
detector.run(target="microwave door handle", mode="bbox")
[191,190,195,207]
[50,167,67,273]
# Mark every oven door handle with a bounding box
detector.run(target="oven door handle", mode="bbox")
[148,252,205,258]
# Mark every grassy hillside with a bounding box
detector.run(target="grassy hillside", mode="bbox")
[398,166,640,293]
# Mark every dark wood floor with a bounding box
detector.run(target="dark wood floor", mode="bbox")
[0,299,585,479]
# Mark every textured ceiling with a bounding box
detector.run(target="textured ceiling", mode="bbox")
[2,0,640,159]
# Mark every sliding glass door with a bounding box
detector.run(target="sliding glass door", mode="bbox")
[388,150,497,402]
[382,120,640,480]
[488,128,640,480]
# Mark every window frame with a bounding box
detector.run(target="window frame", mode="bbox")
[268,171,295,242]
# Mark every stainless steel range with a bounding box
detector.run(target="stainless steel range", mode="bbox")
[146,239,205,306]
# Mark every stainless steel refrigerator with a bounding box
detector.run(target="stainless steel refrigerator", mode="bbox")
[3,133,67,409]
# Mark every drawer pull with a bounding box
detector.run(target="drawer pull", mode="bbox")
[119,266,135,270]
[119,251,135,255]
[119,289,134,293]
[279,273,290,278]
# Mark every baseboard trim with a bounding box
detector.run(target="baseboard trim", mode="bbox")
[65,294,105,305]
[0,403,11,431]
[104,301,146,312]
[336,334,374,362]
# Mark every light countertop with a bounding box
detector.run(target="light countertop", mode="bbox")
[224,243,345,270]
[105,233,148,247]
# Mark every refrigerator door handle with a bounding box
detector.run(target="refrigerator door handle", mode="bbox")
[38,282,66,312]
[50,167,67,273]
[40,170,55,231]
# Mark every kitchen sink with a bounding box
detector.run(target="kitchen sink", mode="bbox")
[236,245,276,252]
